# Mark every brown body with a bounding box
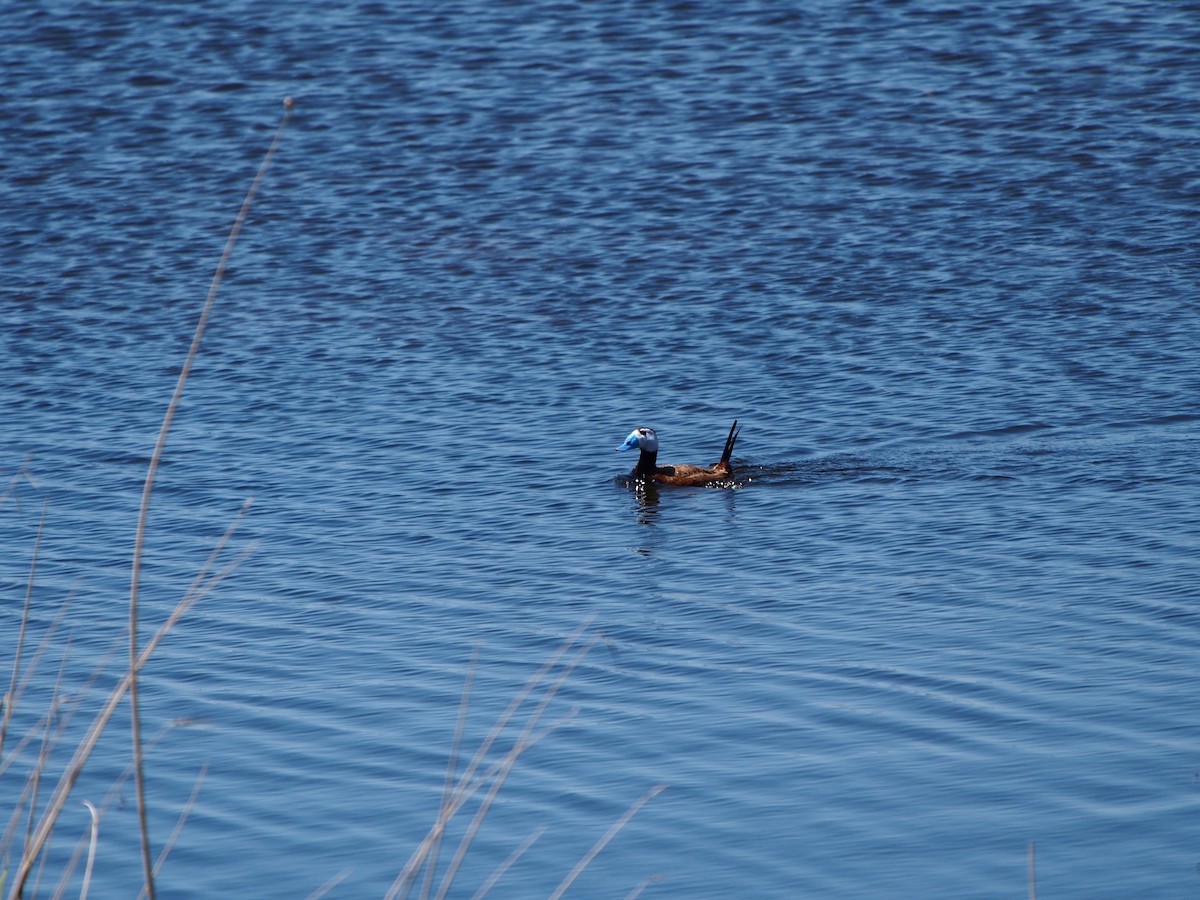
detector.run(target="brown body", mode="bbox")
[630,420,740,486]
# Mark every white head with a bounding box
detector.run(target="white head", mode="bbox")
[616,426,658,453]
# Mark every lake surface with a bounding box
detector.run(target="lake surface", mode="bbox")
[2,1,1199,897]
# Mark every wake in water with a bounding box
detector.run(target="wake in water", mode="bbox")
[736,450,1029,487]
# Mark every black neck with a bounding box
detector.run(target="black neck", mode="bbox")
[633,448,658,479]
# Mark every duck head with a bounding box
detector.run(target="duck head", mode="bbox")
[616,427,659,453]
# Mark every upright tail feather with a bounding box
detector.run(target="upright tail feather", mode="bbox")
[719,419,740,469]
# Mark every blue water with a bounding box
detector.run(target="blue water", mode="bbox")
[3,1,1199,897]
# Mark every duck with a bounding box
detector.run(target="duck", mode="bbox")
[616,420,741,486]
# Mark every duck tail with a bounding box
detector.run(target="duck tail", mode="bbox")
[719,419,740,470]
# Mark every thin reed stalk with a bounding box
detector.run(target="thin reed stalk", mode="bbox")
[44,719,180,900]
[77,802,99,900]
[431,642,593,900]
[139,763,208,897]
[302,868,352,900]
[1,456,36,511]
[125,97,293,900]
[386,619,663,900]
[622,875,663,900]
[7,505,254,899]
[547,784,666,900]
[0,592,79,783]
[468,826,545,900]
[419,645,480,900]
[387,620,593,899]
[1,502,47,760]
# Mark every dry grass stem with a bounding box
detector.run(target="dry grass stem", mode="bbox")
[548,784,666,900]
[77,802,99,900]
[622,875,664,900]
[469,826,545,900]
[51,720,184,900]
[419,644,480,900]
[8,501,254,899]
[1,457,36,511]
[140,764,208,897]
[125,98,293,900]
[386,619,661,899]
[388,622,593,899]
[0,596,79,782]
[302,868,352,900]
[430,643,592,900]
[1,502,45,761]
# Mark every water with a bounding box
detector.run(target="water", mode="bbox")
[2,1,1199,897]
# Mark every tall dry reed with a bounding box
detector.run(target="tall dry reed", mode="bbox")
[3,98,292,900]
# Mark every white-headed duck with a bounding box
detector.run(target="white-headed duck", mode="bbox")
[616,420,740,486]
